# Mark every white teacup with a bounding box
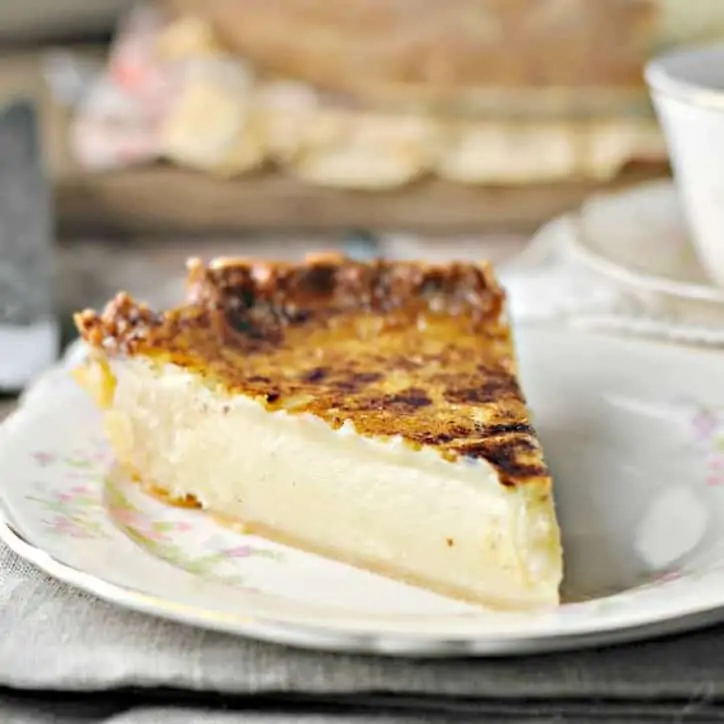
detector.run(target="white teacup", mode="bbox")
[646,43,724,287]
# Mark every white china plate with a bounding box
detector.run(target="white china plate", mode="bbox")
[3,325,724,656]
[570,179,724,328]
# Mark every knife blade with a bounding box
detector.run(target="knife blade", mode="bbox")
[0,99,59,392]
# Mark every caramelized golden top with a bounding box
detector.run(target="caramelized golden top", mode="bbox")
[75,254,549,487]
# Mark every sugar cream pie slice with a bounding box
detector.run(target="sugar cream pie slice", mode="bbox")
[74,254,562,609]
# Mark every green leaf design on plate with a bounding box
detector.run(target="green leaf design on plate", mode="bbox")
[63,457,96,470]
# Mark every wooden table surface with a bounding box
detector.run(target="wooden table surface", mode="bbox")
[0,48,670,237]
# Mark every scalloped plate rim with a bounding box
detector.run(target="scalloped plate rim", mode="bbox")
[571,179,724,304]
[2,325,724,655]
[5,517,724,658]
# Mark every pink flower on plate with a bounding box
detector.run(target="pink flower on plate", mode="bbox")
[112,507,143,528]
[70,485,93,495]
[132,519,183,543]
[49,516,73,531]
[46,516,95,539]
[693,408,719,443]
[223,544,255,559]
[150,519,195,534]
[706,473,724,487]
[32,451,56,467]
[92,449,114,466]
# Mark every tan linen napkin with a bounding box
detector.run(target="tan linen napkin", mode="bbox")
[1,538,723,722]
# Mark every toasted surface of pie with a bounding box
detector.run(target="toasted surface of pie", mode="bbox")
[74,254,562,609]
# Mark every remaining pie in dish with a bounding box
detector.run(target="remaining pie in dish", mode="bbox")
[74,254,562,609]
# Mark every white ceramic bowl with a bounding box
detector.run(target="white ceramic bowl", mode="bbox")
[646,43,724,288]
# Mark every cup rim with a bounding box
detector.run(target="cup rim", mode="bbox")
[646,42,724,111]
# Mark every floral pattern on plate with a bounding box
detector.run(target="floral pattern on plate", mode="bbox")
[105,476,282,586]
[3,325,724,655]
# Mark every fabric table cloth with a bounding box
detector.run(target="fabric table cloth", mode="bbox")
[2,541,724,722]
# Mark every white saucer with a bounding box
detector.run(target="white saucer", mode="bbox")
[570,180,724,328]
[3,325,724,656]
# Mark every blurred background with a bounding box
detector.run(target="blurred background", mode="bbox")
[2,0,724,350]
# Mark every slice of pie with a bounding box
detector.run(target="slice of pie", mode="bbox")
[74,254,562,609]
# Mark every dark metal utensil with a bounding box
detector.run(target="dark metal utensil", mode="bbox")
[0,99,59,392]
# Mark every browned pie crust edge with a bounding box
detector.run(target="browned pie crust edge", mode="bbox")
[75,253,550,489]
